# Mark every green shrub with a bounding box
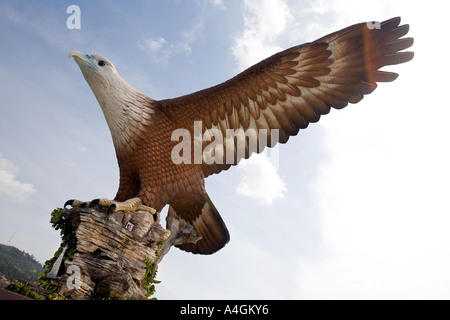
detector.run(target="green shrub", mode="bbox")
[6,280,43,300]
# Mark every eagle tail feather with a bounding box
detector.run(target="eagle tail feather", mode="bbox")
[167,193,230,255]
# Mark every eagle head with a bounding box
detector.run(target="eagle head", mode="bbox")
[68,51,122,99]
[69,51,153,155]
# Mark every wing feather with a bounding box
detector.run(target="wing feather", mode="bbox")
[159,17,414,177]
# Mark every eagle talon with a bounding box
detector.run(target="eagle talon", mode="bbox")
[64,199,75,208]
[108,204,117,214]
[64,199,86,208]
[90,199,100,208]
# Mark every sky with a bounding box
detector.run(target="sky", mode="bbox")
[0,0,449,300]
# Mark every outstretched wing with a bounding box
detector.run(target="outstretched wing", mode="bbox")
[159,17,414,177]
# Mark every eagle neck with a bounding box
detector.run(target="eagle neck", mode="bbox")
[93,77,155,158]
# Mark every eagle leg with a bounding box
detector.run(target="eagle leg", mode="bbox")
[65,197,157,216]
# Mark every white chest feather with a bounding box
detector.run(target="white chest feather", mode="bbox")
[86,73,154,155]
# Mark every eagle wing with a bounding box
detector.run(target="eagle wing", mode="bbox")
[159,17,414,177]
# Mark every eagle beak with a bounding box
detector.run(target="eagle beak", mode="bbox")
[68,50,83,59]
[69,51,99,71]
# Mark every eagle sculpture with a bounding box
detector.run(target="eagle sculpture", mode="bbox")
[66,17,413,254]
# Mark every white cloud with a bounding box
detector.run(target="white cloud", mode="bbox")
[140,6,208,64]
[139,37,170,64]
[231,0,292,204]
[293,4,450,298]
[236,153,287,205]
[208,0,226,10]
[302,0,390,19]
[140,35,194,64]
[145,37,167,53]
[0,155,36,202]
[232,0,293,70]
[139,26,200,64]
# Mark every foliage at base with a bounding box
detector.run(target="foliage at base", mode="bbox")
[143,258,161,299]
[37,208,77,295]
[6,280,43,300]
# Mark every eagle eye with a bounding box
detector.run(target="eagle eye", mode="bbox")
[98,60,106,67]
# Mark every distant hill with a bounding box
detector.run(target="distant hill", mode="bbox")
[0,243,43,282]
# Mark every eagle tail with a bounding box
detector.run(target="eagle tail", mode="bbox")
[167,193,230,255]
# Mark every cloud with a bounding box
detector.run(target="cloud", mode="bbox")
[231,0,291,204]
[292,5,450,298]
[210,0,226,10]
[139,24,201,64]
[140,35,196,64]
[0,154,36,203]
[145,37,167,53]
[139,37,170,64]
[140,5,209,64]
[232,0,293,70]
[236,153,287,205]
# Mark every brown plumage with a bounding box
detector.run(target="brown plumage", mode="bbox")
[68,17,413,254]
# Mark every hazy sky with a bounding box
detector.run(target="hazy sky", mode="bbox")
[1,0,449,299]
